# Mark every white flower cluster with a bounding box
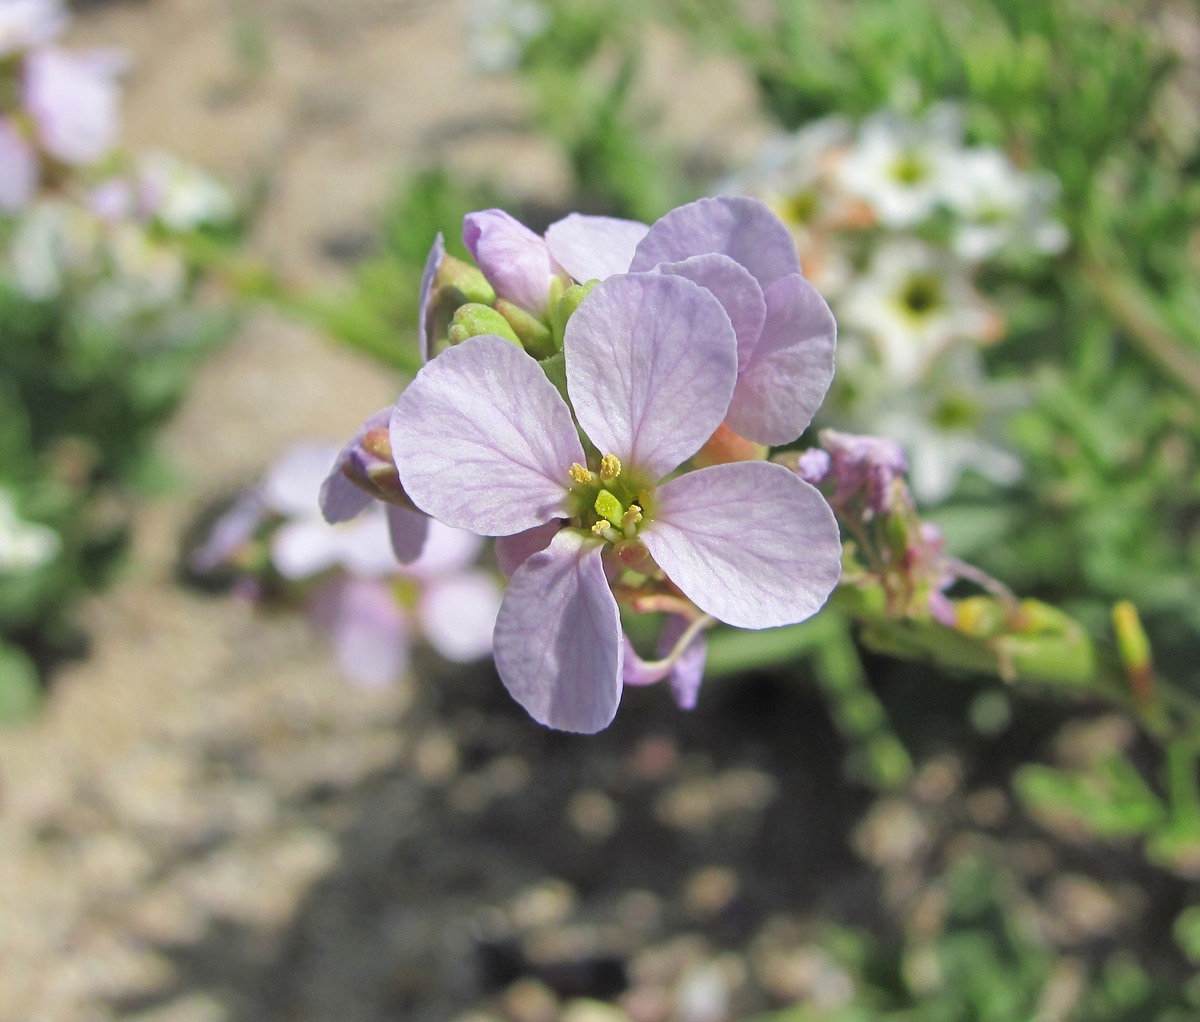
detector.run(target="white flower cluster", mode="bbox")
[465,0,552,73]
[720,105,1066,502]
[6,151,234,330]
[0,489,59,575]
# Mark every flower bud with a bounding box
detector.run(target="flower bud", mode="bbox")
[550,279,598,350]
[448,303,522,347]
[495,298,555,358]
[435,254,496,305]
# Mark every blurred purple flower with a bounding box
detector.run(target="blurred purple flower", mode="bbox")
[207,443,502,687]
[801,428,909,518]
[0,118,37,212]
[391,272,840,732]
[546,196,836,447]
[24,47,122,166]
[0,0,66,56]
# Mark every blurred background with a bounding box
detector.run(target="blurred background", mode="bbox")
[2,0,1199,1019]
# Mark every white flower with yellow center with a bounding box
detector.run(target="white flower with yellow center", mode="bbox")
[838,238,1000,384]
[835,105,962,228]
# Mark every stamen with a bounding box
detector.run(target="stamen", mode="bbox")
[621,504,642,538]
[568,463,594,485]
[599,453,622,481]
[591,520,620,542]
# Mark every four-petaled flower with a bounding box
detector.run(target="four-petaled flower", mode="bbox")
[391,272,841,733]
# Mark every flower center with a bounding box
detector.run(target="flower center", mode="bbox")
[566,454,652,557]
[898,272,943,318]
[890,151,929,186]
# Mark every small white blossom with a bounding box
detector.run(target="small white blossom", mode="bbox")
[7,199,101,299]
[939,147,1068,261]
[835,105,962,228]
[839,237,999,384]
[466,0,551,73]
[136,151,235,232]
[0,490,59,574]
[866,350,1026,502]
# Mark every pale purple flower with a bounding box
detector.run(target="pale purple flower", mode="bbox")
[546,195,837,447]
[0,0,66,56]
[623,615,708,711]
[310,576,412,688]
[319,408,430,563]
[260,443,501,685]
[0,118,37,212]
[391,272,841,732]
[24,47,122,166]
[803,428,909,518]
[267,444,405,579]
[462,208,566,317]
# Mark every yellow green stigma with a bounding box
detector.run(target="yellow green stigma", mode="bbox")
[594,489,624,527]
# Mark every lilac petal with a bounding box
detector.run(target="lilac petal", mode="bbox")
[630,196,801,288]
[387,505,430,564]
[566,273,737,480]
[493,529,623,733]
[621,616,707,709]
[655,253,767,371]
[621,635,667,687]
[188,490,266,575]
[405,519,484,578]
[417,233,445,363]
[724,273,837,446]
[495,519,563,578]
[661,615,708,710]
[320,408,392,524]
[0,119,37,212]
[270,520,340,579]
[320,473,373,525]
[463,208,556,315]
[391,335,584,535]
[24,48,120,166]
[544,213,649,282]
[311,578,411,688]
[263,444,339,518]
[418,571,503,662]
[642,461,841,629]
[336,513,409,576]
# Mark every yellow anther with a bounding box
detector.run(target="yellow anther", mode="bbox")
[599,453,622,481]
[621,504,643,531]
[591,520,610,536]
[568,463,593,485]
